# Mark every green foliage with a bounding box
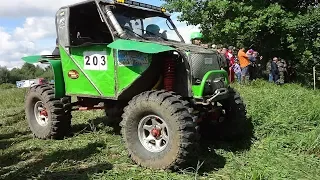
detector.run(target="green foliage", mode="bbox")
[163,0,320,87]
[0,83,17,90]
[0,67,11,84]
[0,63,54,86]
[1,80,320,179]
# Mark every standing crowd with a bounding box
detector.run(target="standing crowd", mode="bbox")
[216,46,263,85]
[190,32,291,85]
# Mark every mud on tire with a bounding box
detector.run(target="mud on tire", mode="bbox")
[25,84,72,139]
[120,90,197,170]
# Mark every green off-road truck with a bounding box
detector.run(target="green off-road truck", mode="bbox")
[22,0,247,170]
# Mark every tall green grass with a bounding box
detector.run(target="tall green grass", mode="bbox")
[0,81,319,179]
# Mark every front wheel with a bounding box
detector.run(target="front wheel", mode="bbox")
[120,90,197,170]
[25,85,72,139]
[199,87,248,141]
[216,87,248,140]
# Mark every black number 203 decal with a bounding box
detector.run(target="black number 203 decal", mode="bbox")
[85,55,106,66]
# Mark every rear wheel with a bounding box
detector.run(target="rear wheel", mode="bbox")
[104,101,126,128]
[25,84,72,139]
[120,90,197,170]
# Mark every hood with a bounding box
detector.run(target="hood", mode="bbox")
[107,38,216,55]
[153,40,216,54]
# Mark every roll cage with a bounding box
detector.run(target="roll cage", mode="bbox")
[55,0,185,49]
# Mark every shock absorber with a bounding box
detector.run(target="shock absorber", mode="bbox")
[163,57,175,91]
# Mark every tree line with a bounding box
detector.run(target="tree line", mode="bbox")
[163,0,320,87]
[0,63,54,85]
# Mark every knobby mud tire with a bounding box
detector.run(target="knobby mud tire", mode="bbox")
[120,90,197,170]
[104,104,125,128]
[25,84,72,140]
[199,87,248,141]
[216,87,248,140]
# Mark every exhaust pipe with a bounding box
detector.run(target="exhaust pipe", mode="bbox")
[104,5,126,38]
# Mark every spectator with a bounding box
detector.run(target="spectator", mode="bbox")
[246,49,254,59]
[271,57,279,83]
[276,58,287,85]
[190,32,203,46]
[211,44,217,50]
[218,47,228,71]
[255,52,263,79]
[216,44,223,54]
[226,46,235,83]
[233,60,242,83]
[249,51,259,81]
[237,47,250,84]
[221,47,227,55]
[266,60,273,82]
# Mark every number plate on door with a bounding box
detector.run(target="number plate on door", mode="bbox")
[83,51,107,70]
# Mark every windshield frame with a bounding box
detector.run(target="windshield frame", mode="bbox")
[100,3,185,43]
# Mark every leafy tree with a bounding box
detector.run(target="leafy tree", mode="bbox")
[10,68,24,82]
[0,67,11,84]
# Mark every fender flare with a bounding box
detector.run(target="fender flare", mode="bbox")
[21,55,66,98]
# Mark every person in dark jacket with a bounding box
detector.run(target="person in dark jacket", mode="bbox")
[271,57,279,83]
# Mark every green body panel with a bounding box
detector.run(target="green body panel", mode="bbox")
[192,70,229,98]
[21,55,65,98]
[116,50,152,93]
[59,45,115,97]
[22,41,227,100]
[108,39,175,53]
[48,60,65,98]
[59,44,154,98]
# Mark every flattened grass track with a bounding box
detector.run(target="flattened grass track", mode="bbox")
[0,80,319,179]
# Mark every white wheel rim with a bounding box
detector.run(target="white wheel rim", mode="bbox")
[138,115,169,153]
[34,101,49,127]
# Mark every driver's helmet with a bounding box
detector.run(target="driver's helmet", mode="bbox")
[146,24,160,35]
[190,32,203,41]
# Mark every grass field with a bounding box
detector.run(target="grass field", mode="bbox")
[0,80,320,180]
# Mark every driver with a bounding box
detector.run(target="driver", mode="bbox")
[145,24,160,36]
[144,24,165,38]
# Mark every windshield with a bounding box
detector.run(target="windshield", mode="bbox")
[111,5,183,42]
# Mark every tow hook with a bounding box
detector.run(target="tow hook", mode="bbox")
[196,88,228,105]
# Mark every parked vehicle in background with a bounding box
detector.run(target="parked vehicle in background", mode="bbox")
[16,78,48,88]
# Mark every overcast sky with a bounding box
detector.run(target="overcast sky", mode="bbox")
[0,0,199,69]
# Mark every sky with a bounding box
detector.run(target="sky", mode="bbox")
[0,0,199,69]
